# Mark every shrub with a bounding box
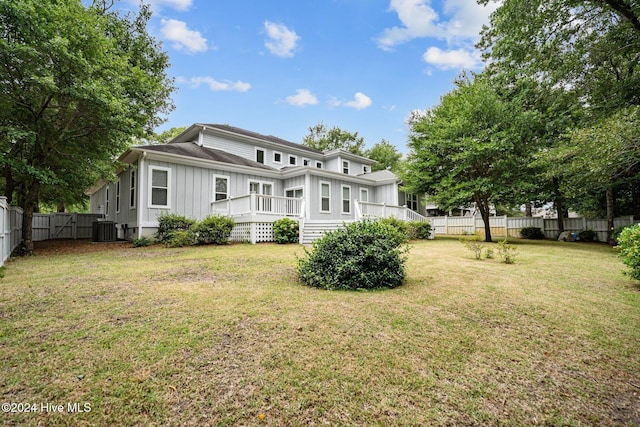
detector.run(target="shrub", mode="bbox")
[612,225,630,245]
[379,217,410,238]
[297,219,408,291]
[484,247,494,259]
[132,236,154,247]
[410,221,433,240]
[460,233,484,260]
[164,230,198,248]
[156,213,196,243]
[498,239,518,264]
[520,226,545,240]
[192,215,235,245]
[616,224,640,281]
[273,218,299,244]
[578,229,599,242]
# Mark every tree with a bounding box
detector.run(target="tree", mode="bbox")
[145,126,186,145]
[0,0,174,254]
[366,139,403,172]
[403,75,531,242]
[302,122,365,155]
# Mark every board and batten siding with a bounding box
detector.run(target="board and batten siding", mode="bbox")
[308,175,360,221]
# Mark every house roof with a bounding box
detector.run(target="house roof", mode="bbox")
[133,142,276,171]
[199,124,324,156]
[359,169,397,181]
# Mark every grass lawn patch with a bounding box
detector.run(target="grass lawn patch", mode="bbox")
[0,238,638,426]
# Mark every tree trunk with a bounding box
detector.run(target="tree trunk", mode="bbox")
[57,202,65,213]
[476,197,493,242]
[553,178,565,234]
[606,186,615,245]
[4,168,15,204]
[19,181,40,256]
[525,202,533,217]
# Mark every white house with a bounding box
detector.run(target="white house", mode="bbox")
[87,124,428,243]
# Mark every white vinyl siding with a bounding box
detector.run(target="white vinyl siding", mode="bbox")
[320,182,331,213]
[149,166,171,208]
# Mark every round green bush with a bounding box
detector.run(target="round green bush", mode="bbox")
[273,218,299,244]
[192,215,235,244]
[296,219,409,291]
[156,213,196,243]
[578,229,599,242]
[411,221,433,240]
[519,226,545,240]
[617,223,640,281]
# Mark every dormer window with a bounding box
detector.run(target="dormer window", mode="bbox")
[342,160,350,174]
[256,148,265,164]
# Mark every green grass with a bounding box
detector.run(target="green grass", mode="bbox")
[1,238,639,426]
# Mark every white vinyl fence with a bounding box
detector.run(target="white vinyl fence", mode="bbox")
[32,213,104,241]
[429,215,638,242]
[0,197,23,267]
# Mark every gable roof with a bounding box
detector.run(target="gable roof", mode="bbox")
[133,142,276,171]
[200,124,323,156]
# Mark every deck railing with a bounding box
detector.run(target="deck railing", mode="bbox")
[211,192,304,218]
[355,200,429,222]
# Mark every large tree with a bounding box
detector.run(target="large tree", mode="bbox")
[479,0,640,237]
[302,122,365,156]
[0,0,174,254]
[404,75,533,242]
[365,139,403,172]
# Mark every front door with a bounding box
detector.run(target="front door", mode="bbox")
[285,188,303,215]
[250,181,273,212]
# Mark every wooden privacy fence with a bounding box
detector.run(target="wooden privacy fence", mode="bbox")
[429,215,638,241]
[0,197,23,267]
[32,213,104,242]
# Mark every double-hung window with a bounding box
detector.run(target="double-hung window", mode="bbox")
[214,175,229,201]
[320,182,331,213]
[115,181,121,213]
[129,169,136,209]
[149,166,171,208]
[342,160,350,174]
[342,185,351,214]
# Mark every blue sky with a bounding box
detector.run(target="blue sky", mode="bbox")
[125,0,498,151]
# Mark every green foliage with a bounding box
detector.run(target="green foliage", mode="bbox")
[520,227,546,240]
[485,247,494,259]
[460,233,485,260]
[612,225,631,245]
[379,217,410,237]
[192,215,235,245]
[498,240,518,264]
[273,218,299,244]
[302,122,365,155]
[132,236,154,247]
[578,229,599,243]
[365,139,403,172]
[616,224,640,281]
[410,221,433,240]
[163,230,198,248]
[296,219,409,291]
[0,266,5,279]
[156,213,196,243]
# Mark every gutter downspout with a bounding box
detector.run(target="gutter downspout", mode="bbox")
[137,151,147,239]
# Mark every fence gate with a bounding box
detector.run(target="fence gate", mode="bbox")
[32,213,103,241]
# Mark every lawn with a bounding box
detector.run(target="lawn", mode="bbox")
[1,237,639,426]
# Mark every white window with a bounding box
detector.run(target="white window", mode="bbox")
[149,166,171,208]
[256,148,265,164]
[213,175,229,201]
[129,169,136,209]
[316,161,323,169]
[362,165,370,174]
[249,180,273,212]
[115,180,121,213]
[273,152,282,163]
[342,185,351,214]
[303,158,310,166]
[360,188,369,203]
[320,182,331,213]
[105,185,110,216]
[289,155,297,166]
[406,193,418,211]
[342,160,350,174]
[285,187,303,215]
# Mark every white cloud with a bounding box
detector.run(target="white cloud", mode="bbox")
[376,0,498,50]
[161,19,208,54]
[187,77,251,92]
[422,46,481,70]
[285,89,318,107]
[332,92,372,110]
[264,21,300,58]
